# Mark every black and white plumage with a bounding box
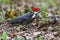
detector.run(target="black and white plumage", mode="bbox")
[8,7,41,26]
[9,12,38,26]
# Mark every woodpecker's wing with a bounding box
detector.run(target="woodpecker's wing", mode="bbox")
[9,12,33,25]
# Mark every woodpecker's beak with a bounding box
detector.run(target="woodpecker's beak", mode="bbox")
[38,10,43,13]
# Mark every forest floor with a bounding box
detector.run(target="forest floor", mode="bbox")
[0,20,60,40]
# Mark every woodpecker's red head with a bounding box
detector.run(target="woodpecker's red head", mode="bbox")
[32,7,40,12]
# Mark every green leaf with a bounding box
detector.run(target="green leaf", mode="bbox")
[2,31,6,40]
[41,9,47,18]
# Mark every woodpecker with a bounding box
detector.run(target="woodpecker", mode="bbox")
[9,7,42,26]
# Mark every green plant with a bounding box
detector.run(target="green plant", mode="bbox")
[0,31,6,40]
